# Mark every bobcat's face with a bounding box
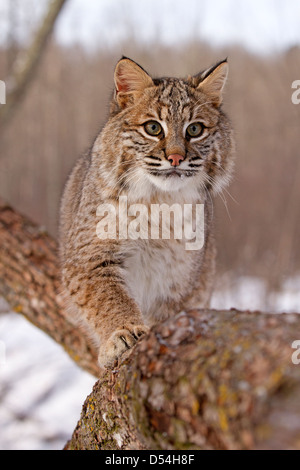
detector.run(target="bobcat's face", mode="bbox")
[97,58,234,200]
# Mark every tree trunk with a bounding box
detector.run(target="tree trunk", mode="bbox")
[0,199,299,450]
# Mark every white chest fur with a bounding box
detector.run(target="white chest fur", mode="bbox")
[123,239,195,323]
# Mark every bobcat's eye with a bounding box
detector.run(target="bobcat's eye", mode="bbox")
[186,122,204,138]
[144,121,162,136]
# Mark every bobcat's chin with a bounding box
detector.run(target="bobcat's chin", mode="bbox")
[146,170,196,192]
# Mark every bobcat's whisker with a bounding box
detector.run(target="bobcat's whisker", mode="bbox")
[117,167,144,197]
[202,172,232,221]
[106,165,139,196]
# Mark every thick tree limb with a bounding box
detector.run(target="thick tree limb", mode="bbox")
[0,0,69,129]
[0,199,100,377]
[66,309,300,450]
[0,199,299,449]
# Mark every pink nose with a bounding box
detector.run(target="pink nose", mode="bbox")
[167,154,184,167]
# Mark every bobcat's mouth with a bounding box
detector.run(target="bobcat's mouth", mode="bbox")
[149,169,197,179]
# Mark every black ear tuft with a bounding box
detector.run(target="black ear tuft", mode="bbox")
[193,59,229,106]
[198,58,228,82]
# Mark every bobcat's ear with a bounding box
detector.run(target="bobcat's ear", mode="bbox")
[114,57,154,108]
[195,59,228,106]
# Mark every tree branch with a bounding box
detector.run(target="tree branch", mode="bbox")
[66,309,300,450]
[0,199,299,449]
[0,199,100,377]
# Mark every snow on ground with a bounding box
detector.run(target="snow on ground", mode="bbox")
[211,275,300,313]
[0,275,299,450]
[0,310,95,450]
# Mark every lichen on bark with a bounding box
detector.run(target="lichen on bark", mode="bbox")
[66,309,300,450]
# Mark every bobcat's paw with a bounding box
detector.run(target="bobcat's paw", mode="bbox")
[98,325,149,368]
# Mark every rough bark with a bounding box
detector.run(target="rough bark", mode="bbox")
[0,0,69,129]
[0,199,300,450]
[0,199,100,377]
[66,309,300,450]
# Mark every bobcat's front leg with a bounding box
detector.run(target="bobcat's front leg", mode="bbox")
[98,323,149,368]
[63,260,148,368]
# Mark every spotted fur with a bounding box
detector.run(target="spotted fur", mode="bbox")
[59,57,235,368]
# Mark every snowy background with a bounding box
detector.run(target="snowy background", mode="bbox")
[0,298,95,450]
[2,0,300,55]
[0,276,299,450]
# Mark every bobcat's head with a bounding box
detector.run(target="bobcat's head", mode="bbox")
[96,57,234,202]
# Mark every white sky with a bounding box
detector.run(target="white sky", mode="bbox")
[1,0,300,55]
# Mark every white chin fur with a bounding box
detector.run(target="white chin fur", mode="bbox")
[146,173,193,192]
[125,169,204,203]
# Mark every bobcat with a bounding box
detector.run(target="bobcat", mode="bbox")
[59,57,235,369]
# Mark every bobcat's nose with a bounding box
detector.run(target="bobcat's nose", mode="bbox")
[167,154,184,167]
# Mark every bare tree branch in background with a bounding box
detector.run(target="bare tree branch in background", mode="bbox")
[0,0,68,130]
[7,0,19,73]
[0,199,300,449]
